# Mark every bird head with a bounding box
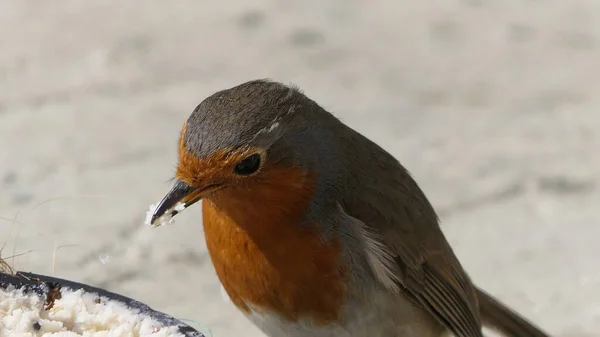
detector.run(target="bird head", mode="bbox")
[149,79,346,227]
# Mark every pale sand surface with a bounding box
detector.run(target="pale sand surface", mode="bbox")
[1,1,599,336]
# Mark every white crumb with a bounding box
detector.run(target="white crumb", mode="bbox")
[174,203,186,212]
[145,202,185,228]
[98,254,111,264]
[0,285,185,337]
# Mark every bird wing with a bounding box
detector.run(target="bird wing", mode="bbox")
[340,173,484,337]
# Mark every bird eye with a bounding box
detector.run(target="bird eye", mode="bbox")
[234,153,261,175]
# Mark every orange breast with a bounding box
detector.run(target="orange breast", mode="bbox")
[201,167,347,325]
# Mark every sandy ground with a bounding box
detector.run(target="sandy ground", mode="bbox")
[1,1,599,336]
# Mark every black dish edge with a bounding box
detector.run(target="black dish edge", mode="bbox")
[0,271,205,337]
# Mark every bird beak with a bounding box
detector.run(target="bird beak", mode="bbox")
[149,179,222,226]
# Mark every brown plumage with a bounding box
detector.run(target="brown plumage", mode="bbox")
[150,79,551,337]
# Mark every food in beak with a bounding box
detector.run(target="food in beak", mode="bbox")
[144,202,186,228]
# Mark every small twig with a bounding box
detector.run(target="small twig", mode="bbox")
[0,258,14,274]
[0,250,38,274]
[12,212,21,272]
[0,212,18,256]
[5,250,37,259]
[1,195,95,276]
[52,243,82,277]
[0,216,27,226]
[0,212,20,274]
[31,194,108,211]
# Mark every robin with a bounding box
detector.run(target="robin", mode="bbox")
[149,79,551,337]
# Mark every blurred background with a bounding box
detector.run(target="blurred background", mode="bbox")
[1,1,599,336]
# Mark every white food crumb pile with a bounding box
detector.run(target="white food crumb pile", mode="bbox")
[144,202,185,228]
[0,285,186,337]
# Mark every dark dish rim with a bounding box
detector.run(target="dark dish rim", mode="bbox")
[0,271,205,337]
